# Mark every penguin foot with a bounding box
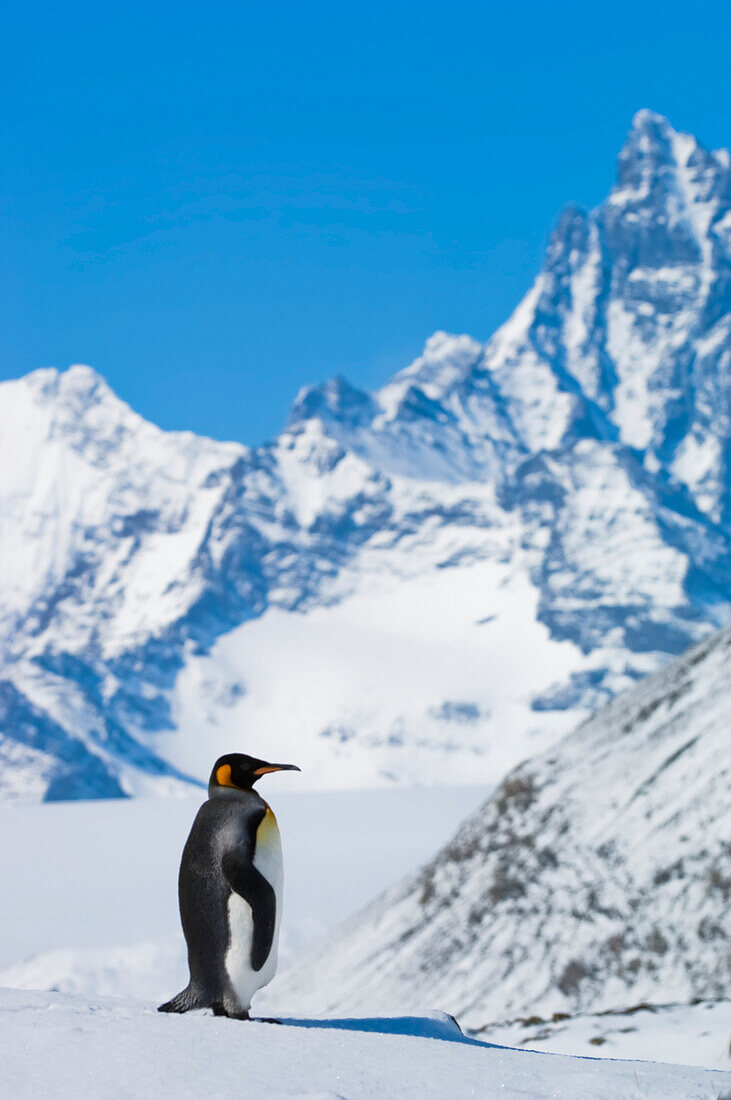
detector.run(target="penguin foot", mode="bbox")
[253,1016,282,1024]
[158,986,200,1014]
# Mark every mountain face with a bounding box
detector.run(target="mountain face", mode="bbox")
[2,109,731,800]
[266,623,731,1027]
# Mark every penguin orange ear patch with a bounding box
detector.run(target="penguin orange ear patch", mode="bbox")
[216,763,235,787]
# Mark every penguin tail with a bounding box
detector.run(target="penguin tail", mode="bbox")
[157,984,204,1014]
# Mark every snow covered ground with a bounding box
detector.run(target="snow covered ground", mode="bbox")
[1,987,728,1100]
[477,1000,731,1072]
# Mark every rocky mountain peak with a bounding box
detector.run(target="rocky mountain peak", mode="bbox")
[2,112,731,801]
[617,108,678,185]
[289,375,376,432]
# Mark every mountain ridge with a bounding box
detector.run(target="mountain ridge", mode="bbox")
[2,109,731,799]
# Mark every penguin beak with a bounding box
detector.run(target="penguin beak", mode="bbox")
[252,763,301,776]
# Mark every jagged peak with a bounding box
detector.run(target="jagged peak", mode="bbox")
[597,110,731,259]
[288,333,485,435]
[7,364,245,460]
[382,332,483,404]
[13,363,117,409]
[65,362,103,382]
[616,109,680,189]
[289,374,376,430]
[59,363,111,397]
[626,109,731,176]
[630,107,674,138]
[410,330,483,373]
[612,109,730,202]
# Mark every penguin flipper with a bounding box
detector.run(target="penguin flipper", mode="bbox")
[158,984,205,1014]
[221,852,276,971]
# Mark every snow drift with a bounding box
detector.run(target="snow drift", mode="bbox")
[0,988,726,1099]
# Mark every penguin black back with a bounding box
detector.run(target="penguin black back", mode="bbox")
[159,753,300,1019]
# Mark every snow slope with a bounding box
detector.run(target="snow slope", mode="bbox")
[269,624,731,1029]
[476,999,731,1072]
[0,988,726,1100]
[3,109,731,799]
[164,559,584,788]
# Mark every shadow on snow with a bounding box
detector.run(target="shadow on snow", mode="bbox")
[270,1014,500,1049]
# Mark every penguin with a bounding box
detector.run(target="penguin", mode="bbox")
[158,752,300,1020]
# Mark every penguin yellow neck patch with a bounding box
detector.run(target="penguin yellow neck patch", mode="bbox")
[256,805,279,849]
[216,763,235,788]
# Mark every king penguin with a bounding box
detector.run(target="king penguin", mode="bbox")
[158,752,300,1020]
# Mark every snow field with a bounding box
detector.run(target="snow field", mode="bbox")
[477,1000,731,1072]
[1,988,727,1100]
[165,557,587,789]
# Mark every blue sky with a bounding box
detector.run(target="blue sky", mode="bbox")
[2,0,729,444]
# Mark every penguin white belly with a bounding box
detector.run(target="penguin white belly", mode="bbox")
[225,807,283,1012]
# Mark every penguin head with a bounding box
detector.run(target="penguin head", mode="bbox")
[208,753,301,796]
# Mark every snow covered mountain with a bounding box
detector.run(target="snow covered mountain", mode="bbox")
[2,109,731,799]
[268,622,731,1028]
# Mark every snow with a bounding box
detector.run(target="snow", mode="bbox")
[164,558,587,789]
[478,999,731,1072]
[0,364,242,656]
[672,432,722,499]
[377,331,483,410]
[605,298,660,450]
[0,988,727,1099]
[563,224,603,398]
